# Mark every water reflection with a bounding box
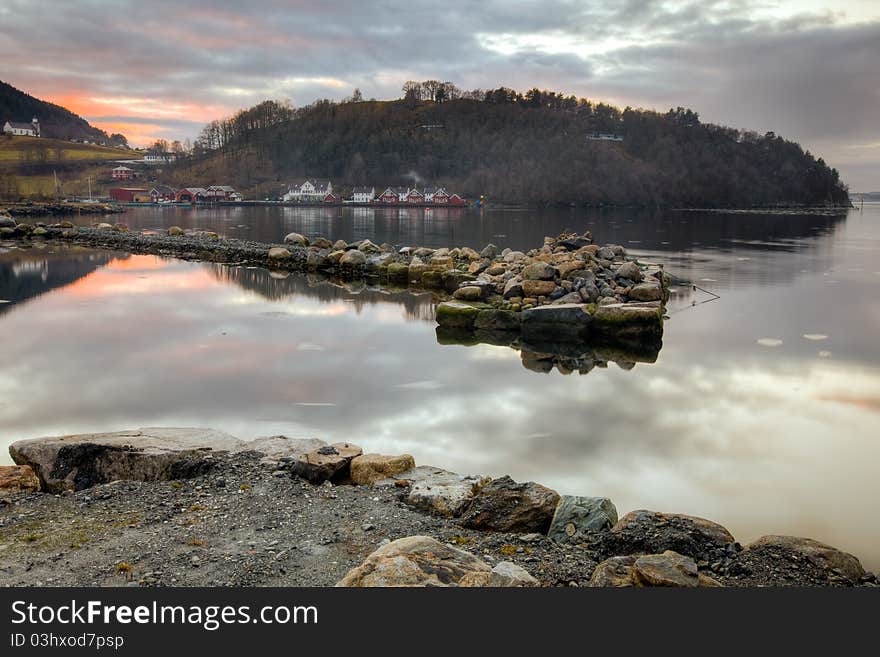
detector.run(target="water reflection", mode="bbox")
[1,206,879,570]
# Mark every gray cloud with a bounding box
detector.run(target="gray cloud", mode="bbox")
[0,0,876,188]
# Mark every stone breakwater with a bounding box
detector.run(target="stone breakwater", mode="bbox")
[1,220,667,349]
[1,428,875,588]
[0,203,124,218]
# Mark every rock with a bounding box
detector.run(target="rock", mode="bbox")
[502,251,526,263]
[267,247,291,260]
[332,239,348,251]
[628,282,662,302]
[522,262,557,281]
[246,435,326,465]
[311,237,332,249]
[480,244,497,258]
[453,286,484,301]
[413,247,435,258]
[386,262,410,283]
[336,536,491,587]
[502,277,524,299]
[521,304,592,341]
[283,232,309,246]
[0,465,41,492]
[552,292,584,305]
[32,227,48,236]
[435,301,482,330]
[589,556,639,587]
[9,428,243,492]
[474,309,520,331]
[592,304,662,335]
[467,259,489,274]
[350,453,416,485]
[746,536,865,582]
[390,467,485,517]
[459,475,561,533]
[485,264,507,276]
[112,223,129,232]
[0,216,16,228]
[0,226,14,236]
[558,235,592,250]
[461,561,539,587]
[596,246,615,260]
[460,247,481,261]
[548,496,617,543]
[606,510,735,558]
[167,226,185,236]
[633,551,700,587]
[615,261,643,282]
[340,249,367,265]
[359,239,381,253]
[521,279,557,297]
[96,222,113,230]
[289,442,363,484]
[578,282,600,303]
[441,270,476,293]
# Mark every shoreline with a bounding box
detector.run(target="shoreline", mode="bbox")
[0,428,875,588]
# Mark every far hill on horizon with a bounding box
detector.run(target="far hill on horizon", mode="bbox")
[0,80,127,147]
[169,85,849,208]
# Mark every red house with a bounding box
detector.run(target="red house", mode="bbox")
[323,192,340,203]
[176,187,207,203]
[448,193,466,206]
[110,187,149,202]
[377,187,402,204]
[425,187,450,204]
[405,188,425,204]
[111,166,135,180]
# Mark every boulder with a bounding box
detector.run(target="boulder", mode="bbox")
[474,309,520,332]
[441,269,476,292]
[460,561,539,587]
[589,556,639,587]
[548,495,618,543]
[632,551,699,587]
[0,464,41,492]
[340,249,367,265]
[558,235,592,250]
[349,453,416,485]
[167,226,185,236]
[460,247,481,261]
[468,259,489,275]
[521,280,557,297]
[112,223,129,232]
[592,303,662,335]
[95,222,113,230]
[0,216,16,228]
[605,510,735,559]
[628,282,662,302]
[245,435,326,465]
[283,232,309,246]
[485,264,507,276]
[359,239,381,254]
[336,536,491,587]
[435,301,482,330]
[522,262,557,281]
[459,475,561,533]
[391,466,485,517]
[9,428,243,493]
[480,244,497,258]
[288,442,362,484]
[503,277,524,299]
[596,246,615,260]
[312,237,332,249]
[386,262,410,283]
[453,286,484,301]
[267,247,291,260]
[502,251,526,263]
[521,304,593,341]
[615,261,643,282]
[332,239,348,251]
[32,227,48,236]
[745,535,865,583]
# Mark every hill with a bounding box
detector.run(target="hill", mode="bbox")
[0,79,127,146]
[167,88,849,207]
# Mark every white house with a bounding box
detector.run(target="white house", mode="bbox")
[143,152,177,164]
[282,179,332,202]
[3,117,40,137]
[350,186,375,203]
[423,186,449,203]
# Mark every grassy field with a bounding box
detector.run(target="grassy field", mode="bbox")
[0,135,136,162]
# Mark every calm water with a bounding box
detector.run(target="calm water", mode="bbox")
[2,204,879,569]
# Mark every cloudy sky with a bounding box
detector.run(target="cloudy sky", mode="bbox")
[1,0,877,190]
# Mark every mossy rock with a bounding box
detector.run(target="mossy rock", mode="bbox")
[474,309,521,332]
[386,262,410,283]
[421,270,444,289]
[436,301,490,330]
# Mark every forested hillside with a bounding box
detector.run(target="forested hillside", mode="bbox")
[0,80,127,146]
[169,84,848,207]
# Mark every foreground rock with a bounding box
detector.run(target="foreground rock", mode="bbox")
[459,476,560,533]
[548,495,618,543]
[9,428,243,493]
[603,509,736,561]
[288,443,363,484]
[350,453,416,485]
[381,466,486,517]
[0,465,41,492]
[336,536,492,587]
[742,535,865,584]
[590,551,722,587]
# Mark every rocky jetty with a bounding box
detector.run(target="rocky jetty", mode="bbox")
[2,428,875,588]
[1,203,124,219]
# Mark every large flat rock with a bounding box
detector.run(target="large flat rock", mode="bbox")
[9,427,243,492]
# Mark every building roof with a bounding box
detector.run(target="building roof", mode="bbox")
[113,166,133,171]
[424,186,447,195]
[351,186,375,194]
[208,185,236,192]
[180,187,207,194]
[5,121,36,130]
[150,185,176,194]
[383,186,410,195]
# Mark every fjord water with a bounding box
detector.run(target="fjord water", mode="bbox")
[1,204,879,569]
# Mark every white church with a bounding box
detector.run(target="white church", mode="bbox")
[2,117,40,137]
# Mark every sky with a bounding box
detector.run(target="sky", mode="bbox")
[0,0,878,190]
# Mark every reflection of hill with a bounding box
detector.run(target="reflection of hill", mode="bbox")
[0,247,121,314]
[205,263,437,321]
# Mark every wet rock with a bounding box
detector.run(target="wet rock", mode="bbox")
[32,227,48,236]
[605,510,735,559]
[592,304,662,335]
[480,244,498,258]
[589,556,638,587]
[0,465,41,492]
[283,232,309,246]
[558,235,592,250]
[289,443,363,484]
[548,496,617,543]
[633,551,700,587]
[522,262,557,281]
[336,536,491,587]
[9,428,242,492]
[442,269,476,293]
[615,261,643,282]
[435,301,482,330]
[459,475,561,533]
[474,309,521,332]
[167,226,184,236]
[267,247,291,260]
[350,453,416,485]
[453,286,484,301]
[521,280,557,297]
[521,304,592,341]
[386,262,409,283]
[628,282,662,302]
[340,250,367,265]
[0,216,16,228]
[745,536,865,583]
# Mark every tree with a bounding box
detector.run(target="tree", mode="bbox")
[421,80,441,101]
[402,81,422,101]
[351,88,363,102]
